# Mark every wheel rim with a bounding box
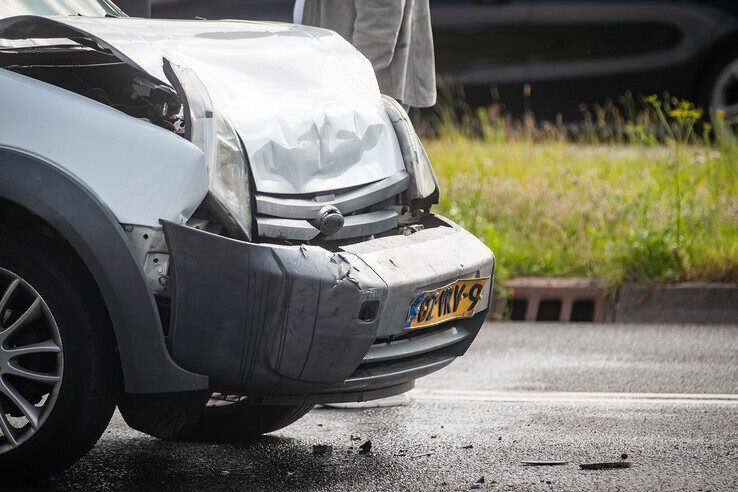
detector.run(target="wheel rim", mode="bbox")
[711,58,738,120]
[0,267,63,454]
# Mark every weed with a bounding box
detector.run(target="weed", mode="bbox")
[423,94,738,284]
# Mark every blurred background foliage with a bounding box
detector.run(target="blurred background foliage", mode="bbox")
[421,92,738,286]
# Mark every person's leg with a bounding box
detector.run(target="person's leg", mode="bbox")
[293,0,306,24]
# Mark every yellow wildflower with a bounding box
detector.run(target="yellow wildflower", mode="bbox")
[668,100,703,121]
[645,94,661,108]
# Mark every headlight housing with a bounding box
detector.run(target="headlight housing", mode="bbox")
[382,95,439,209]
[166,61,252,238]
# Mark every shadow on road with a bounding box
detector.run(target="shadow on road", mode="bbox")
[49,424,394,489]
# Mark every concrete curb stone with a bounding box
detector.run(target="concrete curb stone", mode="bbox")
[490,278,738,324]
[616,282,738,324]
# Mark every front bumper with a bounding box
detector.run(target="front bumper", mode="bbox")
[162,215,494,404]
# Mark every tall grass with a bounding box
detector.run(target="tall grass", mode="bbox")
[422,93,738,285]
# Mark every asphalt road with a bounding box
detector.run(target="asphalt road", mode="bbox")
[50,322,737,490]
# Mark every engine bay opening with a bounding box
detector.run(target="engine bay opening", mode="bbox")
[0,38,185,134]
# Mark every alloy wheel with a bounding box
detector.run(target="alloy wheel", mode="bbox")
[0,267,63,454]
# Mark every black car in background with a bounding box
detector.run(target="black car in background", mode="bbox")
[151,0,738,120]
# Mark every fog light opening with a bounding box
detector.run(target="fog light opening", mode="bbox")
[358,300,380,322]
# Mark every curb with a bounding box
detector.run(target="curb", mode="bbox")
[493,278,738,324]
[616,282,738,324]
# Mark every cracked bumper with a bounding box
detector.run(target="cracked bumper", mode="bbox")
[162,216,494,404]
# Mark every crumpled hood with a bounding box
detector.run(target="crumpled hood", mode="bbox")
[0,16,405,195]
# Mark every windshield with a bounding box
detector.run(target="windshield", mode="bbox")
[0,0,125,17]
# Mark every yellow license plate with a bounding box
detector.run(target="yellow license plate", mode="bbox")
[404,277,489,330]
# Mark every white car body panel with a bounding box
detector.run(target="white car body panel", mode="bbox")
[0,15,405,195]
[0,68,208,227]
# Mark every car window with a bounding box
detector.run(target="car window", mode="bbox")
[0,0,124,17]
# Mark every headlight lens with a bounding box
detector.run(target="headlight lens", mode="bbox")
[167,62,252,238]
[211,114,252,236]
[382,95,439,205]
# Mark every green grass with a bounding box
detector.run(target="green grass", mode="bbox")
[427,137,738,286]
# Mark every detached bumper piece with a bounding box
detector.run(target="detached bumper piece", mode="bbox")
[162,215,494,404]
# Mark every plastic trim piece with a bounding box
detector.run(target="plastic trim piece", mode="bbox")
[161,217,493,403]
[255,216,320,241]
[255,171,410,219]
[162,220,387,393]
[362,326,469,364]
[0,148,208,394]
[256,209,399,241]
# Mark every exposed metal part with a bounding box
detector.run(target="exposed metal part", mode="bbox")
[123,225,170,294]
[0,267,63,454]
[401,224,425,236]
[255,171,410,219]
[124,225,167,262]
[143,253,170,295]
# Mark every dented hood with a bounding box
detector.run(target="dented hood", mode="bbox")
[0,16,405,195]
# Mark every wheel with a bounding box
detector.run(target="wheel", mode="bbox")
[167,394,314,442]
[703,49,738,121]
[0,231,120,483]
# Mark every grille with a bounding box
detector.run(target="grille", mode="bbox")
[254,170,410,242]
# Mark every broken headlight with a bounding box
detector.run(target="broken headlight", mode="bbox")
[382,95,439,208]
[166,62,252,238]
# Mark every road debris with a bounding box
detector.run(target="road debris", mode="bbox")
[350,435,362,441]
[471,476,485,489]
[621,453,629,460]
[579,462,631,470]
[359,440,372,454]
[521,461,569,466]
[312,444,333,457]
[410,452,435,459]
[462,444,474,449]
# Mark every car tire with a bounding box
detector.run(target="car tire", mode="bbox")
[702,49,738,120]
[168,396,314,442]
[0,231,120,484]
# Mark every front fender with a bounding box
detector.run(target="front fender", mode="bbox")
[0,148,208,393]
